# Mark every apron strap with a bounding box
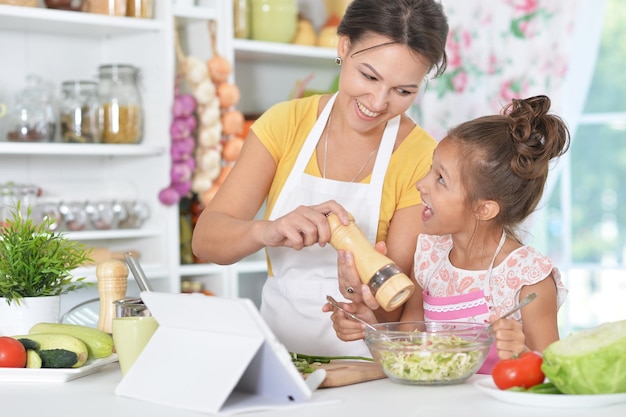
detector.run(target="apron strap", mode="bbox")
[269,94,337,221]
[365,115,399,239]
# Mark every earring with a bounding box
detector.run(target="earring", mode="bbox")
[335,56,343,66]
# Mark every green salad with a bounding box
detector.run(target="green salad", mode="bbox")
[375,335,485,383]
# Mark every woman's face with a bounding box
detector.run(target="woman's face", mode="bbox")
[336,33,431,133]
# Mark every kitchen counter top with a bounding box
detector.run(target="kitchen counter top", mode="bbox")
[2,363,625,417]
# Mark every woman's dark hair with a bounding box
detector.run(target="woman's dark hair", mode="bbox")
[337,0,449,78]
[448,95,571,236]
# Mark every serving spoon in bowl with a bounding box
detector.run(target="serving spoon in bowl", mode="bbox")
[488,292,537,329]
[326,295,378,332]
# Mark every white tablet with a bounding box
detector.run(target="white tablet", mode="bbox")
[115,291,315,415]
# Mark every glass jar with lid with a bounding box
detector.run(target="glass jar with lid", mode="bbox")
[97,64,143,144]
[60,80,101,143]
[6,74,56,142]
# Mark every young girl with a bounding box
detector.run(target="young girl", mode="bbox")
[327,95,570,373]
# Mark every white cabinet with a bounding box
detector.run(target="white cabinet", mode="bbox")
[0,2,267,313]
[0,1,338,314]
[233,39,338,114]
[230,0,339,114]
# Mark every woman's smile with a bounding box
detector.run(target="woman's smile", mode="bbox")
[355,99,382,118]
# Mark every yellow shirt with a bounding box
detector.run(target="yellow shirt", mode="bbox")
[251,94,436,243]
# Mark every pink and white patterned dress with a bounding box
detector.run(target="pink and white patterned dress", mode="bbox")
[414,234,568,373]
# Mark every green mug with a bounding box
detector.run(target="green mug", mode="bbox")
[250,0,298,43]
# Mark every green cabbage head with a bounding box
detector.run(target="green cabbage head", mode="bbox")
[541,319,626,394]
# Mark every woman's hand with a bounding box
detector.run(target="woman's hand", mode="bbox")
[324,298,378,342]
[261,200,350,250]
[490,315,528,359]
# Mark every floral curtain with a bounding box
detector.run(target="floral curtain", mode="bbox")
[412,0,580,140]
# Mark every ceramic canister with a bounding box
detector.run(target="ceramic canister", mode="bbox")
[0,296,61,336]
[250,0,298,43]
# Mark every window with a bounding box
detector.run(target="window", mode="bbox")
[532,0,626,333]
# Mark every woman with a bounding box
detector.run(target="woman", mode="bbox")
[191,0,449,357]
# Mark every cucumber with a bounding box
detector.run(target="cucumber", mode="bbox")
[17,338,39,351]
[13,333,88,368]
[38,349,79,368]
[29,322,113,359]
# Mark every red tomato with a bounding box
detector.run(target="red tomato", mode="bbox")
[0,336,27,368]
[492,351,545,390]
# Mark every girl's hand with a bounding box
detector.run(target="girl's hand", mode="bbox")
[262,200,350,250]
[323,299,378,342]
[490,315,528,359]
[336,241,387,304]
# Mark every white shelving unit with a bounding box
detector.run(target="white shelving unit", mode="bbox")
[233,39,339,115]
[0,2,264,312]
[0,3,179,314]
[0,0,338,312]
[231,0,340,114]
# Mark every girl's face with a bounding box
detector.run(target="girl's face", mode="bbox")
[336,33,430,133]
[416,138,474,235]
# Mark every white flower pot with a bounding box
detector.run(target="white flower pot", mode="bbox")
[0,295,60,336]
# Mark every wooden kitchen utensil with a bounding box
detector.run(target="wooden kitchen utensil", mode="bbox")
[96,259,128,334]
[304,361,386,388]
[327,212,414,311]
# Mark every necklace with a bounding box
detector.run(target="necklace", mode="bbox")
[322,114,380,182]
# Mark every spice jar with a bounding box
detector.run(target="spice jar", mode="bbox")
[98,64,143,144]
[126,0,153,18]
[44,0,87,11]
[0,182,40,227]
[233,0,250,39]
[6,74,56,142]
[84,0,126,15]
[60,80,101,143]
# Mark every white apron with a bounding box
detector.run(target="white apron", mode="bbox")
[261,93,400,357]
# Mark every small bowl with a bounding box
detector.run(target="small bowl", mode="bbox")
[364,321,494,385]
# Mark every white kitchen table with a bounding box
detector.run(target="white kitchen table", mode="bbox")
[2,362,624,417]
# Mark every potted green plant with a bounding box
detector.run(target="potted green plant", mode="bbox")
[0,202,93,336]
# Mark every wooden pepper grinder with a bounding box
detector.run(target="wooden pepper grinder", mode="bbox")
[96,259,129,334]
[327,212,415,312]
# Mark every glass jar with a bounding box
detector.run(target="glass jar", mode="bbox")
[250,0,298,43]
[84,0,126,15]
[6,74,56,142]
[0,182,39,226]
[44,0,87,11]
[127,0,154,18]
[60,80,101,143]
[233,0,250,39]
[98,64,143,144]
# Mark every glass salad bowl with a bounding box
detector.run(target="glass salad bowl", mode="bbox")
[364,321,494,385]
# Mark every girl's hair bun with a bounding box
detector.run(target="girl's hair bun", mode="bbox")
[505,95,570,180]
